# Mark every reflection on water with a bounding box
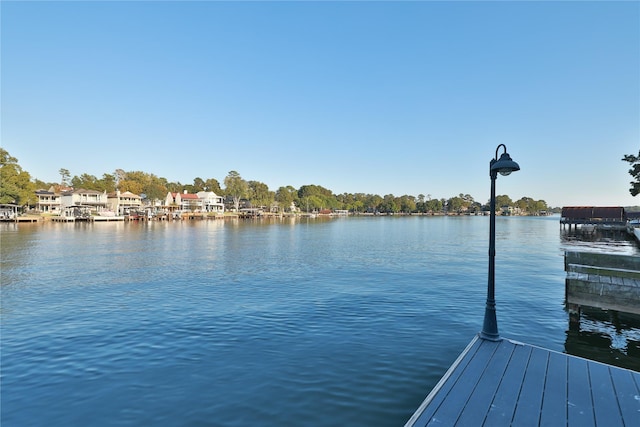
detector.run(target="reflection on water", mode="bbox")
[566,307,640,372]
[560,227,640,255]
[2,217,639,427]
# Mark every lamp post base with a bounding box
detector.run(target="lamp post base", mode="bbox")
[480,305,502,341]
[479,331,502,342]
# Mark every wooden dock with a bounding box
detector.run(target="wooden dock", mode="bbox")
[92,215,125,221]
[405,335,640,426]
[14,216,40,223]
[565,251,640,315]
[50,216,74,222]
[0,216,41,223]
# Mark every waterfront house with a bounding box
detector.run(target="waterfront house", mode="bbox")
[107,190,142,215]
[35,187,62,214]
[61,188,108,214]
[165,191,203,212]
[165,192,180,211]
[196,191,225,213]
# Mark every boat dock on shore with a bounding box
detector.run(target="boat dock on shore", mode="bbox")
[49,215,126,222]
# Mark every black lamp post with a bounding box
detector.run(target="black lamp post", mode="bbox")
[480,144,520,341]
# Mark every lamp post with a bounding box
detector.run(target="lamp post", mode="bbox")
[480,144,520,341]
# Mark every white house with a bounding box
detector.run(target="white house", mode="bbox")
[61,189,108,214]
[196,191,225,213]
[165,191,202,212]
[35,187,62,213]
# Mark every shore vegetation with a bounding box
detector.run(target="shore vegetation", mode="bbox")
[0,147,564,215]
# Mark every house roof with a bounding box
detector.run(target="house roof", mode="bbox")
[63,188,104,195]
[196,191,221,198]
[180,193,199,200]
[108,191,141,199]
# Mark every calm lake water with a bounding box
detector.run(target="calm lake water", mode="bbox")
[2,216,639,426]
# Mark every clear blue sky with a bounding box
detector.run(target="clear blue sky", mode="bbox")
[2,1,639,208]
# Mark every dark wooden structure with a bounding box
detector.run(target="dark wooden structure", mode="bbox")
[406,335,640,426]
[565,251,640,316]
[560,206,626,231]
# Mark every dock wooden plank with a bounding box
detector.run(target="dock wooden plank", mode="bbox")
[483,342,532,426]
[567,356,596,427]
[623,276,640,288]
[589,362,624,427]
[424,339,498,425]
[540,351,568,427]
[608,367,640,425]
[406,337,483,426]
[455,339,515,426]
[407,336,640,427]
[511,346,549,426]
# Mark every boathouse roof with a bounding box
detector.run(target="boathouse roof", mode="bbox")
[561,206,625,221]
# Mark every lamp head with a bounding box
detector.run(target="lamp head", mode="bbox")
[490,145,520,176]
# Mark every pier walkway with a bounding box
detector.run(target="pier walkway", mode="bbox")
[406,335,640,426]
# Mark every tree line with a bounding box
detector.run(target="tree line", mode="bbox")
[0,147,586,215]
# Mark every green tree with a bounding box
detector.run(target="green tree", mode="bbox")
[0,148,35,206]
[59,168,71,186]
[514,197,548,215]
[33,178,55,190]
[204,178,223,194]
[350,199,365,213]
[337,192,367,212]
[365,194,383,212]
[622,151,640,196]
[298,184,333,200]
[224,170,248,211]
[303,195,324,212]
[398,195,417,213]
[191,177,206,193]
[515,197,532,212]
[166,181,182,194]
[298,184,338,210]
[70,173,115,192]
[114,169,126,188]
[532,199,548,214]
[248,180,273,208]
[98,174,116,193]
[118,178,144,196]
[145,175,169,201]
[379,194,399,213]
[116,171,168,201]
[461,194,474,207]
[495,195,513,208]
[71,173,99,190]
[350,193,369,213]
[447,196,465,213]
[275,186,297,212]
[425,198,443,213]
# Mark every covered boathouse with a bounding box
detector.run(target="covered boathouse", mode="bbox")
[560,206,627,231]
